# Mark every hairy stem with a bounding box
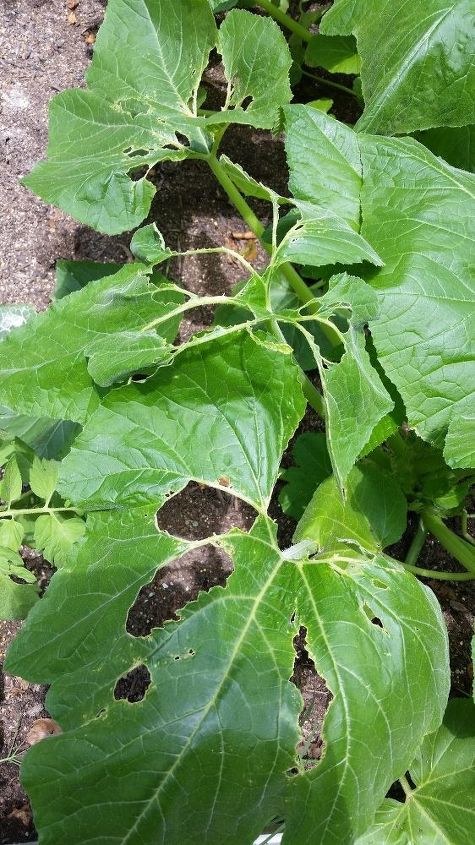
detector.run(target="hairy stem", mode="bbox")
[270,318,325,417]
[404,518,427,567]
[422,509,475,574]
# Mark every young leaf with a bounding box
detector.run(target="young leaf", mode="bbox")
[0,456,22,505]
[0,265,184,423]
[0,518,24,551]
[212,9,292,128]
[29,456,59,503]
[8,515,448,845]
[130,223,174,265]
[0,545,38,620]
[33,514,86,569]
[57,332,306,510]
[321,0,475,134]
[294,461,407,552]
[305,34,360,75]
[357,698,475,845]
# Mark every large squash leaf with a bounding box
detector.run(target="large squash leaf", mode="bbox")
[321,0,475,135]
[357,698,475,844]
[7,512,448,845]
[284,106,475,468]
[23,0,292,233]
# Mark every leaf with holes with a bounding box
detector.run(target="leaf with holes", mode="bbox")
[23,0,292,234]
[6,512,449,845]
[321,0,475,134]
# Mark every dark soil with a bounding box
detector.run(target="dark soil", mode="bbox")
[0,3,473,843]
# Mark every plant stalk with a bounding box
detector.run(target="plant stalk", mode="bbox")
[249,0,313,42]
[399,775,413,797]
[422,509,475,574]
[401,563,475,582]
[0,506,78,519]
[404,519,427,567]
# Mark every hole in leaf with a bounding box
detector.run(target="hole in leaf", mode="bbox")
[289,627,333,773]
[126,545,233,637]
[241,95,253,110]
[114,665,151,703]
[362,602,386,631]
[126,148,150,158]
[129,166,148,183]
[156,481,256,541]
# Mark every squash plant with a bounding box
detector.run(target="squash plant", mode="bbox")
[1,1,474,843]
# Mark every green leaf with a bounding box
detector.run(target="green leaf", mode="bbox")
[445,413,475,469]
[307,98,333,114]
[54,259,122,299]
[33,513,86,569]
[285,105,362,228]
[0,545,38,620]
[275,202,383,269]
[279,432,332,520]
[415,125,475,172]
[0,414,81,460]
[29,456,59,502]
[24,0,291,234]
[218,154,282,201]
[321,0,475,134]
[0,519,24,551]
[212,9,292,128]
[357,698,475,845]
[58,331,306,510]
[0,457,22,505]
[295,461,407,552]
[305,34,360,75]
[130,223,174,265]
[7,515,448,844]
[359,135,475,466]
[0,265,183,423]
[284,106,475,468]
[0,304,35,340]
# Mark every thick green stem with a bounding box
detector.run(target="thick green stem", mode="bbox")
[208,156,265,237]
[301,69,358,99]
[422,509,475,574]
[208,156,328,313]
[401,563,475,582]
[250,0,313,42]
[404,519,427,567]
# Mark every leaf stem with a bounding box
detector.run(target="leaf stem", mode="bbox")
[404,519,427,567]
[301,69,358,99]
[0,506,78,519]
[270,318,324,417]
[422,509,475,574]
[249,0,313,42]
[401,563,475,582]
